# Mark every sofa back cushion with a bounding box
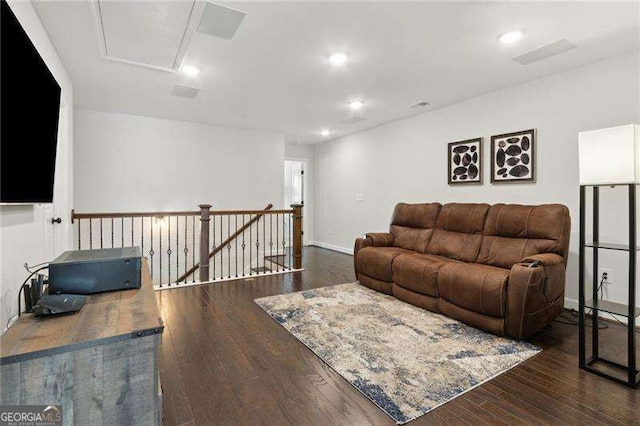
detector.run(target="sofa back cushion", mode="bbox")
[426,203,490,262]
[476,204,571,269]
[390,203,442,253]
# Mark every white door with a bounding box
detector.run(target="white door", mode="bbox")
[44,101,70,259]
[284,160,308,245]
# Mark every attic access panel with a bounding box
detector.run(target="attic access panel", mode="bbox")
[93,1,246,73]
[93,0,201,72]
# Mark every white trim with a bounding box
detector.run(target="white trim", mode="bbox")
[97,55,178,74]
[564,297,578,310]
[170,0,205,71]
[310,241,354,255]
[154,268,304,291]
[284,156,311,162]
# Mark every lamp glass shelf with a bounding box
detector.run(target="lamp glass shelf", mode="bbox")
[585,299,640,318]
[585,241,640,252]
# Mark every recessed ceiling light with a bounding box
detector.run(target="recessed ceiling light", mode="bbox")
[349,100,364,110]
[181,65,200,77]
[498,30,524,44]
[329,52,349,66]
[319,129,331,136]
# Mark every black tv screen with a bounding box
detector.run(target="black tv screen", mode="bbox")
[1,1,61,203]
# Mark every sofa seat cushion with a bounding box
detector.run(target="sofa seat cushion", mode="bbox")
[438,262,509,318]
[392,253,457,297]
[359,274,394,295]
[393,284,439,312]
[357,246,413,282]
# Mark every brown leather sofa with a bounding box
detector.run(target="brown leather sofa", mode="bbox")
[354,202,570,339]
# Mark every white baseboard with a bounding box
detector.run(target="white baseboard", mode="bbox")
[564,297,578,310]
[309,241,354,255]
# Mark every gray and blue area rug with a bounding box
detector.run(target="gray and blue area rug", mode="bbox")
[255,283,541,424]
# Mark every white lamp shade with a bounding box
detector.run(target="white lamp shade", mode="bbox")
[578,124,640,185]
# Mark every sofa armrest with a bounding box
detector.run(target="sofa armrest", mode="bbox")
[353,233,393,279]
[506,255,566,339]
[521,253,564,267]
[353,237,373,278]
[365,232,394,247]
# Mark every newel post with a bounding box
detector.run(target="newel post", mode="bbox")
[199,204,212,282]
[291,204,303,269]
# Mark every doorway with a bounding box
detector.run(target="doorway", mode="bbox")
[284,159,308,246]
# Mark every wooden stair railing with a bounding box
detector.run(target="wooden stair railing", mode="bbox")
[177,203,273,283]
[71,202,302,288]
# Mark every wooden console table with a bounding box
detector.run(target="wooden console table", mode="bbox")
[0,259,163,425]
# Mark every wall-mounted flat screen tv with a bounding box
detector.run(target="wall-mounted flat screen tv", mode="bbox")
[1,1,62,203]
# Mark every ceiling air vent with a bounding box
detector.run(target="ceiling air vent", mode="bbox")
[409,101,430,109]
[513,39,577,65]
[197,2,246,40]
[341,116,367,125]
[171,85,200,99]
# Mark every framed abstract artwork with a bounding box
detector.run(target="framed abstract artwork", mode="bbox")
[491,129,535,183]
[448,138,482,184]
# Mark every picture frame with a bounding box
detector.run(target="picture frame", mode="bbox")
[490,129,536,183]
[448,138,482,184]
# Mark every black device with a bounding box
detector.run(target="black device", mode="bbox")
[1,1,62,203]
[22,274,46,313]
[48,247,142,295]
[31,275,45,306]
[33,294,87,317]
[23,283,34,314]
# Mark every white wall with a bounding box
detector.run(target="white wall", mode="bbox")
[285,141,314,160]
[74,110,285,212]
[313,51,640,307]
[0,0,74,331]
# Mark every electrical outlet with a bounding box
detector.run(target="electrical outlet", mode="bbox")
[599,268,613,286]
[328,227,333,236]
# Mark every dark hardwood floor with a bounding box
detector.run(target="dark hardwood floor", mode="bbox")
[157,246,639,425]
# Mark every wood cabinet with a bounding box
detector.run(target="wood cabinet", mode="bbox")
[1,260,163,424]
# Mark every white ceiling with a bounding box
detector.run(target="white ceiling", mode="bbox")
[33,1,640,144]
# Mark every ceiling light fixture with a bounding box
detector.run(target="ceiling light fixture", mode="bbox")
[498,30,524,44]
[320,129,331,137]
[181,65,200,77]
[329,52,349,66]
[349,100,364,110]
